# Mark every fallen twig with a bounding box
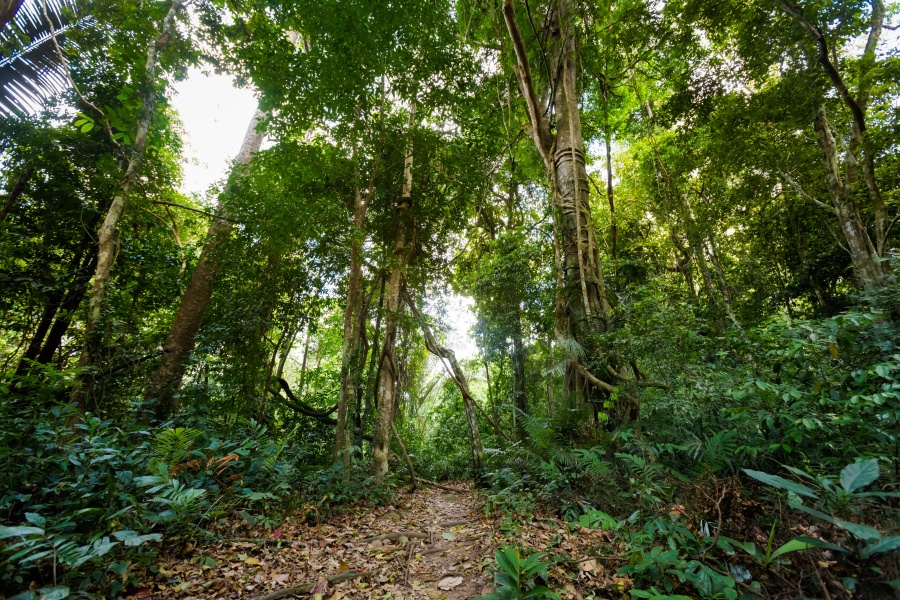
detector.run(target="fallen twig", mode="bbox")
[220,537,306,546]
[251,568,376,600]
[425,570,465,582]
[404,539,416,585]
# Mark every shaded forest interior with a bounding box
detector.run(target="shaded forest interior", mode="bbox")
[1,0,899,598]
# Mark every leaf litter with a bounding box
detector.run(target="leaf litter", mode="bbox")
[131,484,622,599]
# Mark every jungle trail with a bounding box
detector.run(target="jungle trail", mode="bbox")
[0,0,899,598]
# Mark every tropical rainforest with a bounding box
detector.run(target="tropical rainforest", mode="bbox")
[1,0,899,597]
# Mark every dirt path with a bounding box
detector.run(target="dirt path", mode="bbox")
[142,484,498,600]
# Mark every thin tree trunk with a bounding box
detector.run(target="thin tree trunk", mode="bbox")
[298,324,312,397]
[605,137,616,267]
[0,167,34,221]
[73,0,183,410]
[372,103,415,481]
[403,290,484,477]
[511,306,527,440]
[145,106,266,420]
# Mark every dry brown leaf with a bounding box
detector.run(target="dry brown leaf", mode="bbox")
[437,576,464,590]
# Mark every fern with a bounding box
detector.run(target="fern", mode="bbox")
[152,427,203,466]
[698,430,738,473]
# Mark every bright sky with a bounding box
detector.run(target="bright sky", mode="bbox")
[171,69,259,196]
[171,68,479,360]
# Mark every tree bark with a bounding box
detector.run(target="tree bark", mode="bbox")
[335,118,384,460]
[812,104,884,291]
[0,167,33,221]
[372,103,415,482]
[502,0,613,406]
[145,106,266,420]
[72,0,183,410]
[511,306,527,440]
[403,290,485,477]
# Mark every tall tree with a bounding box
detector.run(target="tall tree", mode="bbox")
[71,0,184,409]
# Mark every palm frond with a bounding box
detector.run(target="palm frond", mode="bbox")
[0,0,78,115]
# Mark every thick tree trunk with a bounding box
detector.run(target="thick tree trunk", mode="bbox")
[72,0,183,410]
[359,277,385,449]
[503,0,612,407]
[372,104,415,482]
[812,104,884,291]
[145,107,265,420]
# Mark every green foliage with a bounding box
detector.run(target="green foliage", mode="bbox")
[476,546,559,600]
[743,460,900,564]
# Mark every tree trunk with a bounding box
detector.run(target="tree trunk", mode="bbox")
[812,104,884,291]
[0,167,33,221]
[502,0,612,407]
[359,277,385,449]
[372,104,415,482]
[403,290,484,477]
[605,137,616,268]
[145,106,266,420]
[511,306,527,440]
[334,176,370,464]
[72,0,183,410]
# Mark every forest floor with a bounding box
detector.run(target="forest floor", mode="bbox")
[134,482,620,600]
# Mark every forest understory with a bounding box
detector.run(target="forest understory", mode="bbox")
[2,0,900,598]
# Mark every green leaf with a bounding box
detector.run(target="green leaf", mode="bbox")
[0,526,44,538]
[80,122,94,133]
[38,588,69,600]
[839,459,879,493]
[792,535,847,553]
[24,513,46,527]
[770,538,812,559]
[860,537,900,558]
[743,469,819,498]
[834,519,882,542]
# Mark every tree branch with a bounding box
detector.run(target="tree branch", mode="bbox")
[776,0,868,140]
[150,200,240,222]
[41,0,120,150]
[567,357,616,394]
[777,169,837,215]
[502,0,554,163]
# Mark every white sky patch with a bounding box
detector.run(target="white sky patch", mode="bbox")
[434,294,478,361]
[171,68,258,196]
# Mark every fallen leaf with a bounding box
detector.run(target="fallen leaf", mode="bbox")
[311,577,328,598]
[579,559,597,573]
[273,573,290,584]
[244,557,260,565]
[336,561,350,573]
[273,529,283,539]
[438,576,463,590]
[441,532,456,541]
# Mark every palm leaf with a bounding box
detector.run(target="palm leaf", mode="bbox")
[0,0,78,115]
